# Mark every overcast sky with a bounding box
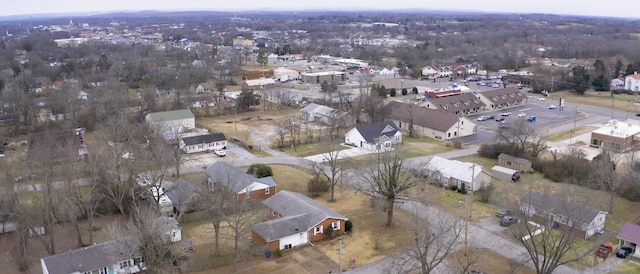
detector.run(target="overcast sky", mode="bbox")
[1,0,636,19]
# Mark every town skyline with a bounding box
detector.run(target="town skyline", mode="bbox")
[1,0,638,19]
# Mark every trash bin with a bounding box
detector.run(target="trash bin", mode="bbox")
[265,250,272,258]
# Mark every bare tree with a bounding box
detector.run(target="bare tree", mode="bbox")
[510,189,590,274]
[225,197,260,271]
[357,149,419,226]
[389,206,463,274]
[497,119,547,157]
[591,152,619,214]
[307,143,343,201]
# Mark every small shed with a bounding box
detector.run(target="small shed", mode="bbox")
[491,165,519,182]
[498,153,532,172]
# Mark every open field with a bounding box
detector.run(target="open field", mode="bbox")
[401,135,455,158]
[552,90,640,114]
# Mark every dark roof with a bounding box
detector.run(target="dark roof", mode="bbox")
[383,101,459,132]
[205,162,277,193]
[354,121,400,144]
[498,153,531,164]
[618,222,640,244]
[41,236,141,274]
[426,92,485,114]
[252,191,348,241]
[164,178,202,213]
[479,88,526,105]
[181,133,226,146]
[522,192,603,226]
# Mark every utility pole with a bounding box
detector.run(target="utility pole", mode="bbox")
[570,104,578,145]
[338,236,343,273]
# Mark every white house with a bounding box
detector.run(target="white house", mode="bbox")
[41,236,146,274]
[520,191,607,239]
[300,103,356,127]
[424,156,491,191]
[383,101,477,140]
[344,121,402,151]
[145,109,195,134]
[625,72,640,92]
[179,133,227,154]
[617,222,640,258]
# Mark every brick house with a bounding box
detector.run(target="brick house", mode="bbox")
[251,191,348,251]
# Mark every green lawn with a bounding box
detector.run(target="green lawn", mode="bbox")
[281,141,347,157]
[401,135,454,158]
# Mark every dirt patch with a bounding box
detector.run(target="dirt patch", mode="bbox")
[447,248,535,274]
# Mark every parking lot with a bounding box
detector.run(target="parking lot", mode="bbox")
[462,96,576,145]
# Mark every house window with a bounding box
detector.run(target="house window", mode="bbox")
[332,221,340,230]
[506,161,512,166]
[198,144,204,149]
[314,225,323,235]
[119,260,130,268]
[284,243,292,249]
[265,188,270,195]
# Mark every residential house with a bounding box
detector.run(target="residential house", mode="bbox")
[179,133,227,154]
[40,236,146,274]
[625,72,640,92]
[421,65,440,78]
[520,191,607,239]
[300,71,346,84]
[191,83,213,94]
[251,191,349,251]
[145,109,195,135]
[344,121,402,151]
[617,222,640,258]
[242,78,277,91]
[383,101,477,140]
[477,88,527,111]
[155,216,182,243]
[453,64,478,77]
[590,120,640,152]
[262,89,304,105]
[164,178,202,214]
[424,156,491,191]
[422,91,486,115]
[205,162,277,202]
[300,103,356,127]
[610,77,625,88]
[498,153,533,172]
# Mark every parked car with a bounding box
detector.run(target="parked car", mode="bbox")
[596,243,613,258]
[527,116,537,122]
[487,115,495,119]
[616,246,634,258]
[476,116,488,121]
[517,112,527,117]
[496,208,512,218]
[501,112,511,116]
[548,104,557,109]
[500,216,518,227]
[495,117,505,122]
[213,149,226,157]
[536,97,546,101]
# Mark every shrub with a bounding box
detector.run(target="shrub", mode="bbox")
[274,247,283,257]
[401,88,408,96]
[412,87,419,94]
[389,88,397,97]
[308,176,329,197]
[324,225,334,238]
[345,220,353,232]
[247,164,273,178]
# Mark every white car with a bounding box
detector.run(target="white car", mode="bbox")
[517,112,527,117]
[476,116,488,121]
[548,104,557,109]
[536,97,546,101]
[501,112,511,116]
[213,149,226,157]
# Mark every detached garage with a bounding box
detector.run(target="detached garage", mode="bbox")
[491,165,520,182]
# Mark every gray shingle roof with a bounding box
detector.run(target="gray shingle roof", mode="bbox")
[164,178,202,213]
[252,191,348,241]
[41,236,141,274]
[480,87,525,104]
[205,162,277,193]
[354,121,400,144]
[522,192,602,225]
[426,92,485,113]
[181,133,226,146]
